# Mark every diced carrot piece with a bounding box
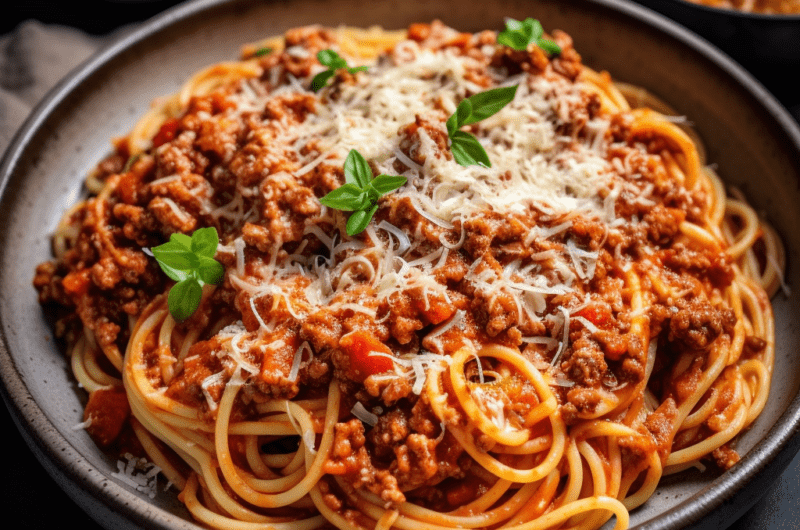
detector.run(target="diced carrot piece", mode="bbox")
[62,269,91,296]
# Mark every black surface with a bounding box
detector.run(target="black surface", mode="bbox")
[4,1,186,35]
[634,0,800,109]
[1,401,102,528]
[2,1,800,528]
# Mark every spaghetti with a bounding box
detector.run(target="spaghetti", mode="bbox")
[34,21,781,530]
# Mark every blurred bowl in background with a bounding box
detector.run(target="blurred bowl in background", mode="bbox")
[635,0,800,106]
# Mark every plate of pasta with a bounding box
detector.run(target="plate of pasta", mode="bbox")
[2,0,800,529]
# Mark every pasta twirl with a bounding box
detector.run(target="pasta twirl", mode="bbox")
[33,21,780,530]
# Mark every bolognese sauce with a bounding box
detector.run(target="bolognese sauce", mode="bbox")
[34,21,778,530]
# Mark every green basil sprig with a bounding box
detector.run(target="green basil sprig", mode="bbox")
[151,227,224,322]
[311,50,368,92]
[318,149,406,236]
[497,18,561,55]
[446,85,518,167]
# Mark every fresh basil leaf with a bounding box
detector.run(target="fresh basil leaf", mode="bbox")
[311,70,336,92]
[497,31,527,51]
[198,256,225,285]
[253,46,273,57]
[365,185,380,205]
[445,111,459,137]
[450,131,491,168]
[498,18,531,51]
[316,149,405,236]
[191,227,219,258]
[528,19,544,40]
[319,183,370,211]
[370,175,407,195]
[344,149,373,188]
[168,278,203,323]
[537,39,561,55]
[313,50,367,92]
[151,241,197,272]
[170,233,192,249]
[154,260,191,283]
[445,86,516,167]
[317,49,346,68]
[453,98,474,130]
[461,86,517,125]
[505,18,525,32]
[498,18,560,55]
[151,227,223,322]
[346,204,379,236]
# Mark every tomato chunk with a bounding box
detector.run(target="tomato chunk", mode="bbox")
[84,387,130,448]
[339,331,394,382]
[152,118,180,148]
[574,303,612,329]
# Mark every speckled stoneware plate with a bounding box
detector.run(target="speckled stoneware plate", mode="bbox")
[2,0,800,528]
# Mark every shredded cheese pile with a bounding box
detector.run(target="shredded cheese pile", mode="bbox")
[196,33,625,401]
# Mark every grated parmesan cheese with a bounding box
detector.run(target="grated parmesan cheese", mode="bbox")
[110,453,161,499]
[352,402,379,426]
[176,28,664,419]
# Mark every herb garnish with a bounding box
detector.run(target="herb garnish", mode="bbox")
[318,149,407,236]
[122,153,142,173]
[253,46,273,57]
[151,227,224,322]
[446,85,518,167]
[311,49,368,92]
[497,18,561,55]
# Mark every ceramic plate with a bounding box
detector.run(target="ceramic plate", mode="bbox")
[2,0,800,528]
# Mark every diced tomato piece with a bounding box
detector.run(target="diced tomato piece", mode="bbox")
[574,303,612,329]
[117,169,144,204]
[152,118,180,148]
[62,269,91,296]
[84,387,130,448]
[339,331,394,382]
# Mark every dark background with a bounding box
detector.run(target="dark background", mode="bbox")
[3,1,186,35]
[2,1,799,529]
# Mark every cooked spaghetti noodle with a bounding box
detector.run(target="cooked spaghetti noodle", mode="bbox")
[34,21,781,530]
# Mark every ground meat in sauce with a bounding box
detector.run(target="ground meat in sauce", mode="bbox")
[34,20,762,518]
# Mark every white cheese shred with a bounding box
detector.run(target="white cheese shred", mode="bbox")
[110,453,161,500]
[352,402,379,426]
